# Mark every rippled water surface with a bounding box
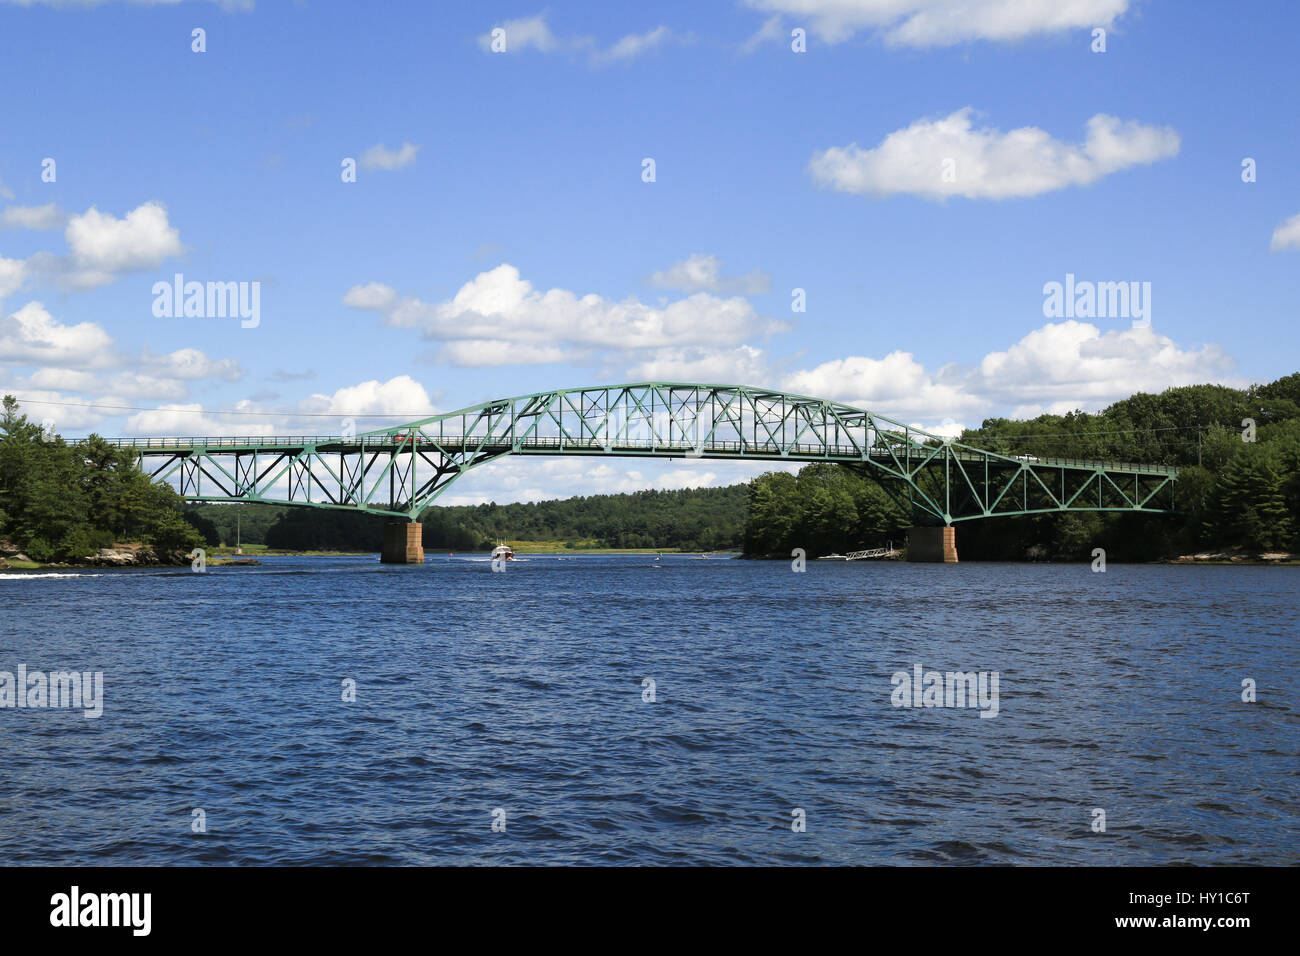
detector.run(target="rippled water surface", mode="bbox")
[1,555,1297,865]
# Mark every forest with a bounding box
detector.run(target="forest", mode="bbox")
[745,375,1300,560]
[0,396,204,563]
[5,373,1297,563]
[188,484,751,552]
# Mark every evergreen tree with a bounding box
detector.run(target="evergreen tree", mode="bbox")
[0,396,203,562]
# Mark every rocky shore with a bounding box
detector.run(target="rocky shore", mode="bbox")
[1164,549,1298,565]
[0,541,190,570]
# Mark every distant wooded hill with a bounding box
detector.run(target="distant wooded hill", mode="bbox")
[186,484,750,552]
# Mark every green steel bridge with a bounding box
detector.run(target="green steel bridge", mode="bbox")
[105,384,1178,542]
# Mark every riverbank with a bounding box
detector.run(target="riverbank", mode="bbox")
[213,542,739,557]
[210,546,369,557]
[0,542,190,571]
[1163,549,1300,565]
[0,543,738,570]
[740,546,1300,565]
[6,540,1293,569]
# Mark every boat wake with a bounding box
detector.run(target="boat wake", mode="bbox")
[0,572,104,580]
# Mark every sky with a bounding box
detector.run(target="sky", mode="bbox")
[1,0,1297,506]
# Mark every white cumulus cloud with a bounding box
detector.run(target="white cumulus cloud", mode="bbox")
[344,264,785,367]
[780,321,1238,427]
[297,375,440,419]
[1269,212,1300,251]
[30,201,186,290]
[0,302,247,414]
[809,108,1180,200]
[744,0,1129,46]
[783,350,984,422]
[973,320,1236,406]
[0,301,115,368]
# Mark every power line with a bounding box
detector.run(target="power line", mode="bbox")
[1,395,1232,440]
[2,396,418,419]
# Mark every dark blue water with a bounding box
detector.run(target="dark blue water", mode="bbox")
[1,555,1296,865]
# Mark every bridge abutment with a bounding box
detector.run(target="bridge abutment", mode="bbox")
[381,522,424,564]
[907,526,957,563]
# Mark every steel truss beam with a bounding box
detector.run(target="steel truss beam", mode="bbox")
[98,383,1178,523]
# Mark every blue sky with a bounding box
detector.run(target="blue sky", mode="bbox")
[1,1,1297,503]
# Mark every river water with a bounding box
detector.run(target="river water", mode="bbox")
[1,555,1296,865]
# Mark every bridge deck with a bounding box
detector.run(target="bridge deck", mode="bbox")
[92,382,1177,522]
[102,435,1178,476]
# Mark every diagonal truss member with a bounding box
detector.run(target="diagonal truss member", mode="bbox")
[102,383,1178,523]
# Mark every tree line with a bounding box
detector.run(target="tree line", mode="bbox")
[743,375,1300,560]
[6,373,1297,563]
[0,396,204,562]
[190,484,751,552]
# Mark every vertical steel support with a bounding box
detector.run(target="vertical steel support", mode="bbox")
[945,446,950,520]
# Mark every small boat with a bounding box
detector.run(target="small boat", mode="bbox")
[490,541,515,561]
[816,553,848,561]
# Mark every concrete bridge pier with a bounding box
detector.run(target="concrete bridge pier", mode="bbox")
[907,526,958,563]
[381,522,424,564]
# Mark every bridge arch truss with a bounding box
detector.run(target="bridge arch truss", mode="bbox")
[107,383,1178,524]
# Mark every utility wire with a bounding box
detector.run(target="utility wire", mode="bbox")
[2,396,414,419]
[2,395,1239,439]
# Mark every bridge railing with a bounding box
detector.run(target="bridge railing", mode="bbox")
[102,436,344,448]
[99,435,1177,475]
